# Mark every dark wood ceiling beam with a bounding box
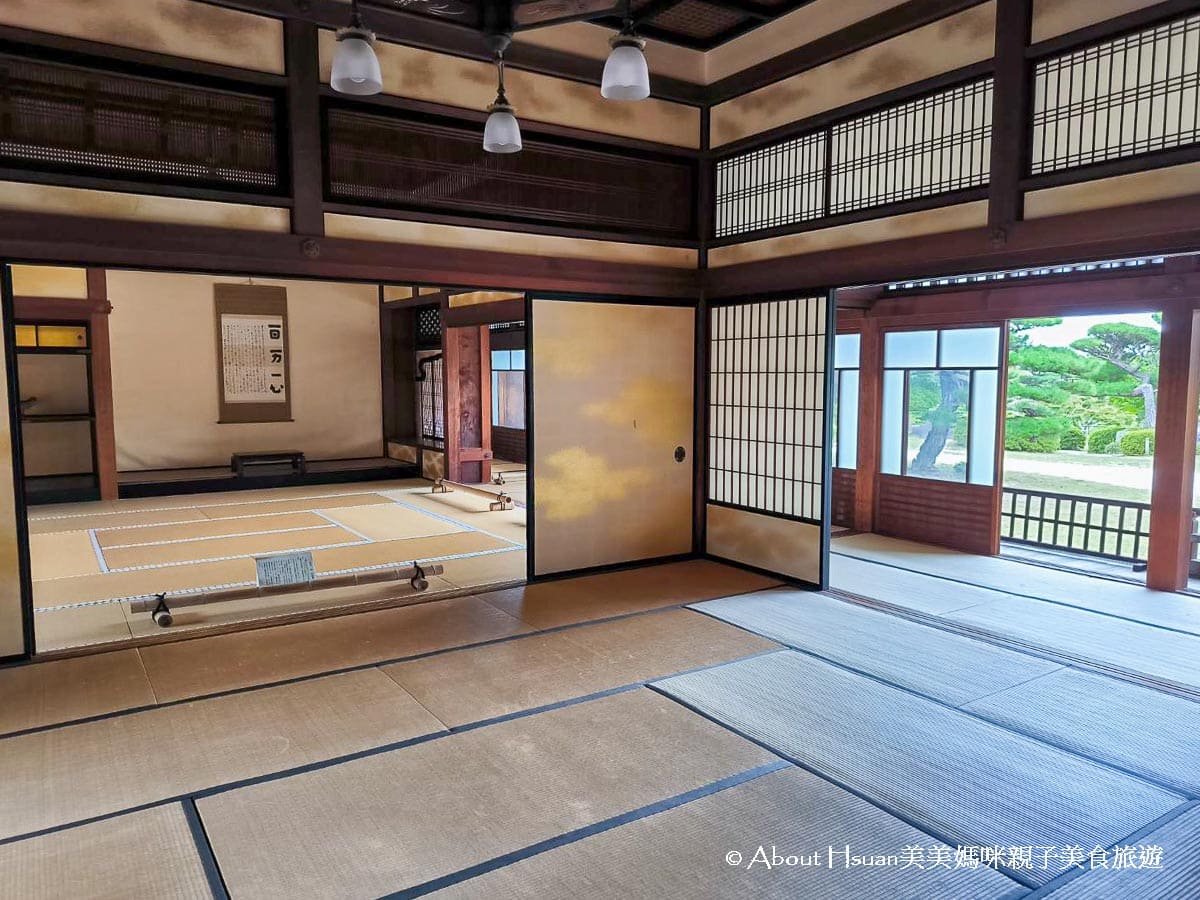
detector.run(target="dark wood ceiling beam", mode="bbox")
[0,210,700,298]
[707,0,988,104]
[705,193,1200,298]
[196,0,706,104]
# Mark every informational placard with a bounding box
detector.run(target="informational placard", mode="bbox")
[214,284,292,423]
[221,314,287,404]
[255,551,315,587]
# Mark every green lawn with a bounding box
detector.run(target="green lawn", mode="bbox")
[1002,450,1166,505]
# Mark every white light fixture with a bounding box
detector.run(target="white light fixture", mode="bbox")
[331,0,382,96]
[483,50,522,154]
[602,1,649,101]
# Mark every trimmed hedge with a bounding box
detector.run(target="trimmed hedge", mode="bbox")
[1119,429,1155,456]
[1060,428,1085,451]
[1088,425,1123,454]
[1005,416,1065,452]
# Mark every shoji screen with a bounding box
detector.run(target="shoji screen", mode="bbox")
[706,296,830,586]
[531,299,694,576]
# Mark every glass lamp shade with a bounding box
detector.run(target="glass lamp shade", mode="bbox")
[483,107,522,154]
[331,32,382,95]
[601,42,650,101]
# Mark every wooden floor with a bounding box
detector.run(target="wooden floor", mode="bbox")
[3,545,1198,897]
[28,478,527,653]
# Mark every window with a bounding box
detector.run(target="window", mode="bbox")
[491,349,526,430]
[880,327,1001,485]
[830,78,993,215]
[712,78,993,239]
[708,296,828,521]
[832,334,860,469]
[1031,13,1200,175]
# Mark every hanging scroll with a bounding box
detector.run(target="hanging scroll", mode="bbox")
[214,283,292,423]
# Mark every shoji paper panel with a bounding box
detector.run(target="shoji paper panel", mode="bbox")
[532,299,694,576]
[706,296,830,586]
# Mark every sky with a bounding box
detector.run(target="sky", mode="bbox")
[1024,313,1160,348]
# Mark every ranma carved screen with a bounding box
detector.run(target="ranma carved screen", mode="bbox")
[706,296,830,586]
[531,299,694,576]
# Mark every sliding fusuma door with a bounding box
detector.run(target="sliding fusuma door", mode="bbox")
[706,295,832,587]
[530,298,694,576]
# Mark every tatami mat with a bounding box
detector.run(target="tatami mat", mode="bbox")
[836,533,1200,637]
[95,511,328,548]
[311,531,510,573]
[319,502,465,541]
[26,508,210,535]
[693,590,1062,706]
[483,560,780,630]
[196,493,393,519]
[34,557,257,608]
[28,531,101,580]
[385,608,778,727]
[439,547,528,590]
[656,651,1185,886]
[102,525,360,570]
[0,669,444,841]
[830,553,1003,615]
[0,804,216,900]
[195,689,778,900]
[137,595,531,702]
[33,602,133,652]
[964,667,1200,796]
[1038,805,1200,899]
[942,594,1200,693]
[431,767,1024,900]
[384,488,527,545]
[0,650,154,736]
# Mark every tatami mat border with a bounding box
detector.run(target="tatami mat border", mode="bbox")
[182,799,232,900]
[380,760,793,900]
[0,653,783,849]
[2,584,774,743]
[647,673,1193,891]
[832,549,1200,640]
[827,584,1200,703]
[686,604,1200,801]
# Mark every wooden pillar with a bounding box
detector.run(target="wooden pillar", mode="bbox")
[86,269,119,501]
[444,324,492,484]
[284,19,324,237]
[854,316,882,532]
[1147,303,1200,591]
[987,0,1032,235]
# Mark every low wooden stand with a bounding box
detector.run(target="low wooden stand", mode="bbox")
[231,450,307,477]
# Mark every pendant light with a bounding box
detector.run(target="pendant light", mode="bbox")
[602,0,650,101]
[331,0,383,95]
[483,45,522,154]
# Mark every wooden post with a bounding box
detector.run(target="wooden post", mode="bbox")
[1147,303,1200,591]
[854,316,882,532]
[284,19,324,237]
[86,268,119,501]
[987,0,1032,235]
[443,324,491,484]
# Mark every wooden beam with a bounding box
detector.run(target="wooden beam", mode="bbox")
[0,210,700,299]
[1147,303,1200,591]
[988,0,1032,235]
[705,193,1200,298]
[443,298,526,328]
[85,269,119,502]
[284,19,325,237]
